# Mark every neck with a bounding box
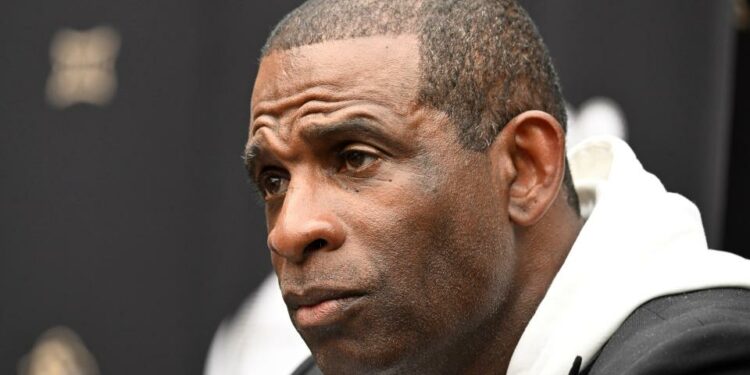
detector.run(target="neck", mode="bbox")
[390,199,583,375]
[462,198,584,374]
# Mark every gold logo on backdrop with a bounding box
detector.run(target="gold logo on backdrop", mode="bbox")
[46,26,120,108]
[17,326,100,375]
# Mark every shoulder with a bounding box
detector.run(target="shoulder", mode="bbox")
[584,288,750,375]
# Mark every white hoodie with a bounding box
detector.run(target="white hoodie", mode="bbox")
[507,136,750,374]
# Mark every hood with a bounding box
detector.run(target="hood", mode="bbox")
[507,136,750,375]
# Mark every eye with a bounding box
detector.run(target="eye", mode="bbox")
[340,149,378,172]
[258,172,289,199]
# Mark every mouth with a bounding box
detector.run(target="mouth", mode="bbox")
[285,288,366,328]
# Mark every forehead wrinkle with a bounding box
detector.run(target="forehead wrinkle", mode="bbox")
[249,113,280,140]
[244,127,295,177]
[295,91,419,135]
[295,98,366,122]
[254,43,420,115]
[251,84,344,126]
[295,100,402,136]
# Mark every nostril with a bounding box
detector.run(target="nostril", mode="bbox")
[305,239,327,253]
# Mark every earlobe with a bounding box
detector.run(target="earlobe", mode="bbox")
[500,110,566,226]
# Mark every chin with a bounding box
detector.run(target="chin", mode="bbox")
[309,335,420,375]
[315,355,412,375]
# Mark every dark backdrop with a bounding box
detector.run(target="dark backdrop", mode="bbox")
[0,1,745,374]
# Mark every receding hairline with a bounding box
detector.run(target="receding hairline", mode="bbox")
[251,33,427,137]
[261,33,421,60]
[257,0,580,213]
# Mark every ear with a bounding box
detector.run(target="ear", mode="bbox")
[494,110,566,226]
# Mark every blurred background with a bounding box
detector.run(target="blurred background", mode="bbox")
[1,0,748,374]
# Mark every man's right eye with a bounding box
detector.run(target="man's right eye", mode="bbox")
[259,173,289,199]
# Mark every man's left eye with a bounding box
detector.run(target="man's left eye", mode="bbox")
[340,149,378,172]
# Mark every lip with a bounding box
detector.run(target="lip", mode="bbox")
[284,288,366,328]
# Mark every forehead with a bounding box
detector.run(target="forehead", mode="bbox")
[251,35,421,125]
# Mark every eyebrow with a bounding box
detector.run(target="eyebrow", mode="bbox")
[243,142,263,181]
[243,117,398,179]
[299,117,390,143]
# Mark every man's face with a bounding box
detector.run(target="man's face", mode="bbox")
[247,35,518,373]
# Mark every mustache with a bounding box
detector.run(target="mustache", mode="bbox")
[277,264,380,304]
[278,270,362,291]
[277,260,368,286]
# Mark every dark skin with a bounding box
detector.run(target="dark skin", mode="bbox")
[246,35,584,374]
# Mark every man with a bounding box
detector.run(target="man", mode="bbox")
[241,0,750,374]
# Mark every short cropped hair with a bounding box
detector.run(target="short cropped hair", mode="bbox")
[262,0,579,213]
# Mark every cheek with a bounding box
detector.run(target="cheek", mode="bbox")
[347,164,515,329]
[423,188,514,314]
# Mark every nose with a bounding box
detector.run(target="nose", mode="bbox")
[267,183,345,263]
